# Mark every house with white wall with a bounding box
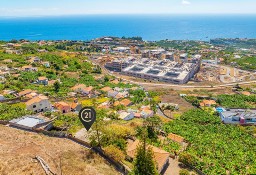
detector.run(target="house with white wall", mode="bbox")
[71,84,94,95]
[25,95,51,113]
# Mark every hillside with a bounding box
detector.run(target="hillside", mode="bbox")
[0,125,119,175]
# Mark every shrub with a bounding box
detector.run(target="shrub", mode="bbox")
[104,145,125,162]
[179,169,190,175]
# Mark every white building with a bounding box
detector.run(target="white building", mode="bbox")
[113,47,130,53]
[220,109,256,125]
[25,95,51,113]
[119,112,134,121]
[121,59,200,84]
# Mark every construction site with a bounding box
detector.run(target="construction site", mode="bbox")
[196,63,256,83]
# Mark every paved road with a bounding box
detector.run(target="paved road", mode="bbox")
[157,107,173,120]
[164,158,184,175]
[117,73,256,89]
[90,57,256,89]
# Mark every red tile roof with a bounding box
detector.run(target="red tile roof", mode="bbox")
[127,140,169,171]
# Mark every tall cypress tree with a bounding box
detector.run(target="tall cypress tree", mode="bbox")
[133,130,159,175]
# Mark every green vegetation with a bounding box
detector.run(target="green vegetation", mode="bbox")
[80,97,109,106]
[136,116,161,142]
[135,115,181,155]
[162,139,181,155]
[2,38,256,175]
[88,110,136,161]
[88,109,135,151]
[121,36,143,41]
[0,103,31,120]
[210,38,256,49]
[179,169,190,175]
[156,40,208,51]
[234,56,256,70]
[133,145,158,175]
[184,94,256,109]
[217,94,256,108]
[201,106,216,115]
[183,96,200,107]
[104,145,125,162]
[53,81,60,93]
[163,109,256,175]
[104,82,136,89]
[100,123,134,151]
[53,113,83,134]
[0,51,104,97]
[130,89,146,104]
[132,130,159,175]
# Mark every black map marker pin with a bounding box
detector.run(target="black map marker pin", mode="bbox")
[79,107,96,131]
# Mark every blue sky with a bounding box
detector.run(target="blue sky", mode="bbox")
[0,0,256,16]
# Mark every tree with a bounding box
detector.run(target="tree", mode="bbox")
[136,116,162,142]
[133,129,158,175]
[165,105,175,118]
[53,63,60,71]
[145,116,162,140]
[104,76,109,82]
[178,153,197,167]
[53,81,61,93]
[131,89,146,104]
[10,39,18,43]
[89,109,105,147]
[0,103,32,120]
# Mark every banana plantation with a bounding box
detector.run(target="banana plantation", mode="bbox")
[163,109,256,175]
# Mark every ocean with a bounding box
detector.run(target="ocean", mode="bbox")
[0,14,256,41]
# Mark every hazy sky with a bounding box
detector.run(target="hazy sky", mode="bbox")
[0,0,256,16]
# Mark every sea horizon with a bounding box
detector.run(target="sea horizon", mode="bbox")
[0,14,256,41]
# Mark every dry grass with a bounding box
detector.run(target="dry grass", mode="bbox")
[0,125,118,175]
[64,72,80,79]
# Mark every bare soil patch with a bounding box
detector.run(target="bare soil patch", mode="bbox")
[0,125,118,175]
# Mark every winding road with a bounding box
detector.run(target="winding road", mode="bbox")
[90,57,256,89]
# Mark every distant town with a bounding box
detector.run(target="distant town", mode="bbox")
[1,37,256,175]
